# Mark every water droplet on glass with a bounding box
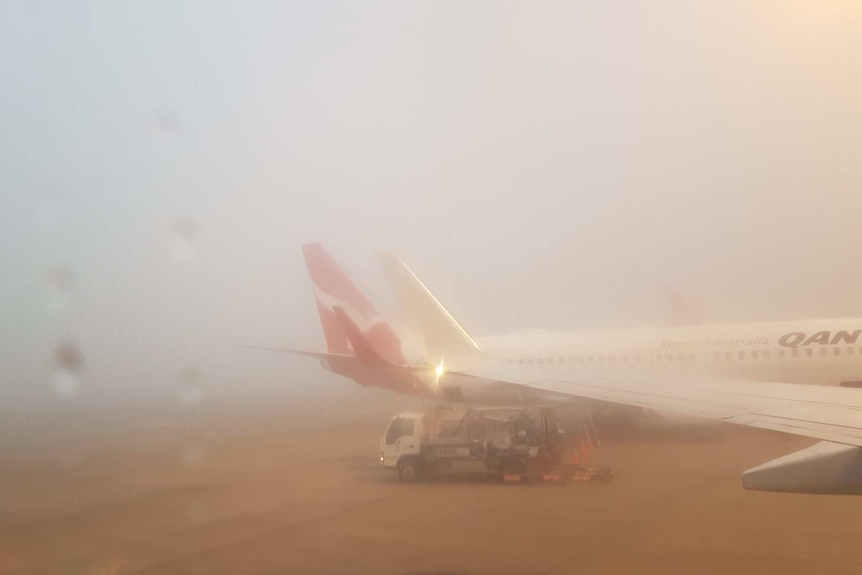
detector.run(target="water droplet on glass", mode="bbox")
[176,367,204,407]
[52,341,84,398]
[47,267,75,314]
[156,108,180,135]
[170,218,197,263]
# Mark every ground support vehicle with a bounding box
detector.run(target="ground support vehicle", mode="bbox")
[380,405,612,484]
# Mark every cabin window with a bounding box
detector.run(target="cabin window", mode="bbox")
[526,358,534,365]
[848,348,854,356]
[805,349,814,358]
[621,355,628,363]
[610,355,617,364]
[656,354,663,362]
[820,348,828,357]
[547,357,554,365]
[777,349,785,358]
[712,351,721,360]
[833,347,841,356]
[588,356,594,363]
[739,351,746,360]
[677,353,685,361]
[751,350,759,359]
[724,351,732,360]
[635,355,642,363]
[792,348,799,358]
[763,350,771,359]
[689,353,696,361]
[537,357,545,365]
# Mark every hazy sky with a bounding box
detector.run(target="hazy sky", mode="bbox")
[2,2,861,408]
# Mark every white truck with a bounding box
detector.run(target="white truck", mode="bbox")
[379,405,611,484]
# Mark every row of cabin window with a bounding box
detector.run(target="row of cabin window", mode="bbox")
[512,355,650,365]
[709,347,853,360]
[508,347,857,365]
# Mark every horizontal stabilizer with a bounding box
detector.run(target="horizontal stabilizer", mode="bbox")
[242,345,354,361]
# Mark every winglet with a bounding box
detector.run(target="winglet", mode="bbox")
[377,252,483,370]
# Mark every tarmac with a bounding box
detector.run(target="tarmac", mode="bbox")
[2,388,861,575]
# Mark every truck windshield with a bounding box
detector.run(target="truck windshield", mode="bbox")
[385,418,414,444]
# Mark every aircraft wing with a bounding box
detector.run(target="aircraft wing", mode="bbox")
[470,363,862,447]
[458,362,862,493]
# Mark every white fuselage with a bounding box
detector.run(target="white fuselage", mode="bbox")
[472,319,862,388]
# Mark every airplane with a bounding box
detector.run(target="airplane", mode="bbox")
[371,250,862,495]
[254,244,862,493]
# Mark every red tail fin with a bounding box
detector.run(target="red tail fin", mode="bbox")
[302,243,407,365]
[332,307,389,367]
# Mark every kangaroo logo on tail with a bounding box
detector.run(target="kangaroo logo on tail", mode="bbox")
[302,243,407,365]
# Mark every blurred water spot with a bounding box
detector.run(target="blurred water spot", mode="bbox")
[47,267,75,314]
[181,440,207,467]
[170,218,197,263]
[156,108,180,135]
[52,341,84,398]
[176,367,204,407]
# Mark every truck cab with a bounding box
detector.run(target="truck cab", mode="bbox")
[380,413,424,481]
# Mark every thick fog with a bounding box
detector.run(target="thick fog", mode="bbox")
[2,2,862,412]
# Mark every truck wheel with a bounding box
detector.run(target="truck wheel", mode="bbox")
[397,458,421,483]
